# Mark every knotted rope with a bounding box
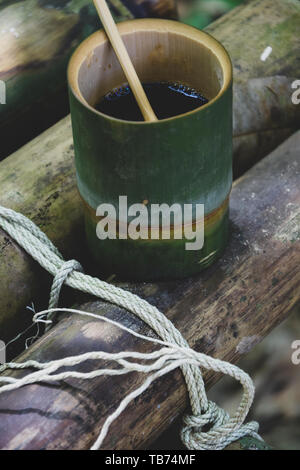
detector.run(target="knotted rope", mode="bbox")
[0,206,262,450]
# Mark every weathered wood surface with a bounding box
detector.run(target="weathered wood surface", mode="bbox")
[0,0,177,160]
[205,0,300,176]
[0,0,299,352]
[0,132,299,450]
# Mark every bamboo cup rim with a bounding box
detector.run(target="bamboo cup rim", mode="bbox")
[68,19,232,124]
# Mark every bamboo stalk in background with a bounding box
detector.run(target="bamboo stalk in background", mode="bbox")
[205,0,300,175]
[0,0,175,160]
[0,132,299,449]
[0,0,299,354]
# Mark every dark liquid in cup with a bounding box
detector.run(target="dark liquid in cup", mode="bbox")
[94,82,208,121]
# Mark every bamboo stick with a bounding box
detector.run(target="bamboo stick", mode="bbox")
[0,0,299,355]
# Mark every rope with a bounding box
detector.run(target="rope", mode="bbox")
[0,206,262,450]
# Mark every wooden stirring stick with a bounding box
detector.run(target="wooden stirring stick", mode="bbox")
[93,0,158,122]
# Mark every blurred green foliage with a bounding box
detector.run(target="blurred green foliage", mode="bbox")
[179,0,245,29]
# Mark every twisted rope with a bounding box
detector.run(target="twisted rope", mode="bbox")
[0,206,262,450]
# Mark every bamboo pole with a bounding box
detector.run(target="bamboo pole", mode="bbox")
[0,131,299,449]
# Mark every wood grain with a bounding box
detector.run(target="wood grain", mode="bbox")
[0,132,299,449]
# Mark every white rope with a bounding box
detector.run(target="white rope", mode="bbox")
[0,206,262,450]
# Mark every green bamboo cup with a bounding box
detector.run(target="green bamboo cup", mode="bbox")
[68,19,232,281]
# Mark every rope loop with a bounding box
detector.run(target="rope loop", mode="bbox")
[0,205,263,450]
[181,411,260,450]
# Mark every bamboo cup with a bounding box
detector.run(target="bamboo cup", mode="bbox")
[68,19,233,280]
